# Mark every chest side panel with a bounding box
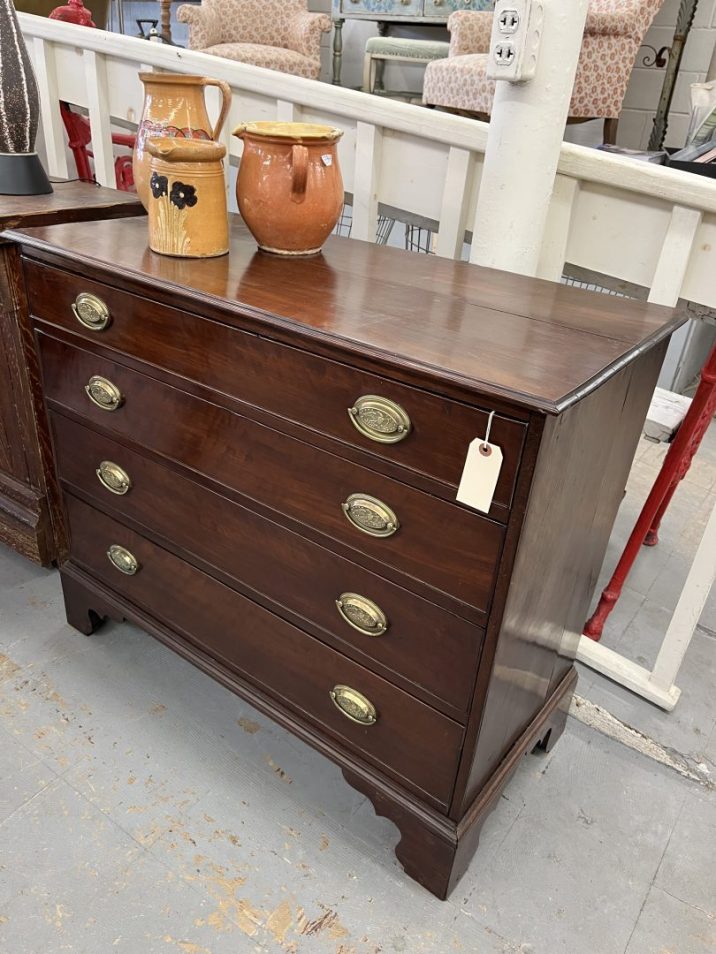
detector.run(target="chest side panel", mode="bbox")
[457,339,667,813]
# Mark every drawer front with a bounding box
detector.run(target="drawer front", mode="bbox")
[51,412,482,718]
[39,334,504,613]
[338,0,423,14]
[26,261,525,512]
[424,0,485,14]
[64,494,463,807]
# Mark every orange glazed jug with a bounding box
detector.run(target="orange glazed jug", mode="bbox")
[233,122,344,256]
[133,72,231,208]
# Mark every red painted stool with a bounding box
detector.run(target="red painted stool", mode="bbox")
[585,341,716,640]
[60,102,136,192]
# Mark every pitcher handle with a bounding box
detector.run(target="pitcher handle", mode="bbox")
[203,78,232,141]
[291,144,308,204]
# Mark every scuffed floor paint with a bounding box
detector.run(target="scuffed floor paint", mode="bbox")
[570,695,714,788]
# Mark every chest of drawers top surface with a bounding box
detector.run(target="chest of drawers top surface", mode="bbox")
[11,215,680,414]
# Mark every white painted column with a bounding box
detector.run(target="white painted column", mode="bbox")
[470,0,589,276]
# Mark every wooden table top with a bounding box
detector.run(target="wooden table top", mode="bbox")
[10,214,682,414]
[0,180,143,231]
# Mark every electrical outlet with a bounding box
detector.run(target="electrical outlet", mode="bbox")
[486,0,544,83]
[494,43,516,66]
[497,8,520,34]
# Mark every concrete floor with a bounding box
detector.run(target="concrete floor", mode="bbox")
[1,425,715,953]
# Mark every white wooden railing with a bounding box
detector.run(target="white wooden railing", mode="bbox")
[18,13,716,710]
[20,14,716,306]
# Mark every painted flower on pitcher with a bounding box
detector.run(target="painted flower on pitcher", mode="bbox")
[150,172,168,198]
[170,182,198,210]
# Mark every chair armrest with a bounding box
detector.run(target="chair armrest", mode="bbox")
[286,11,332,60]
[585,0,660,39]
[177,3,222,49]
[448,10,493,57]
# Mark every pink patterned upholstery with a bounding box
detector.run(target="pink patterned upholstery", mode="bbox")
[448,11,492,57]
[424,0,663,120]
[177,0,331,80]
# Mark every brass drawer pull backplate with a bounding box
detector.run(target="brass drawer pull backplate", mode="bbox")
[85,375,124,412]
[336,592,388,636]
[72,292,111,331]
[106,544,139,576]
[330,685,377,725]
[96,460,132,496]
[341,493,399,538]
[347,394,411,444]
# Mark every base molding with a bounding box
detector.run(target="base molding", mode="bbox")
[0,476,55,565]
[345,666,577,899]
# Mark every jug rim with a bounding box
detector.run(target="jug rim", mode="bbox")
[146,137,226,162]
[138,71,213,86]
[233,121,343,143]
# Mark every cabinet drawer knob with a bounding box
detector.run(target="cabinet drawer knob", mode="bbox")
[348,394,411,444]
[85,375,124,412]
[341,493,399,538]
[330,685,377,725]
[96,460,132,496]
[72,292,111,331]
[336,592,388,636]
[106,544,139,576]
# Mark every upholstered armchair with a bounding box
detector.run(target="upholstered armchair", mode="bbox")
[177,0,331,80]
[423,0,663,143]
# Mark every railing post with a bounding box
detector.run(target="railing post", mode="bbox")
[648,204,703,389]
[436,147,476,260]
[536,176,580,281]
[83,50,115,188]
[352,121,382,242]
[32,37,68,179]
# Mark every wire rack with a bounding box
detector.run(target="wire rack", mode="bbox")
[334,205,395,246]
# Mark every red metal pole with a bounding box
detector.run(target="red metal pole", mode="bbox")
[585,342,716,640]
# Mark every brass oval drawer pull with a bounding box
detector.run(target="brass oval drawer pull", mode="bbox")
[85,375,124,412]
[347,394,411,444]
[72,292,111,332]
[336,592,388,636]
[96,460,132,496]
[106,544,139,576]
[330,685,377,725]
[341,493,399,538]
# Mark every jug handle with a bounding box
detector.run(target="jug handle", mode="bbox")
[291,144,308,204]
[203,79,232,141]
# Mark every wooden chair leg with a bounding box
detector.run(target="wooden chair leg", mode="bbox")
[603,117,619,145]
[362,52,372,93]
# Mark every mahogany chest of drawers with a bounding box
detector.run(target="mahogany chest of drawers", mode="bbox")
[10,216,681,898]
[0,182,141,565]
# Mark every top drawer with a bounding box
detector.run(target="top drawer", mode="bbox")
[337,0,423,15]
[423,0,486,14]
[24,261,526,515]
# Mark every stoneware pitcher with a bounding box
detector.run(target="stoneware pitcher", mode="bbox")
[233,122,344,256]
[145,138,229,259]
[133,72,231,208]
